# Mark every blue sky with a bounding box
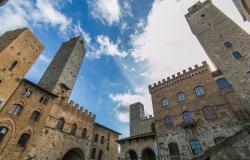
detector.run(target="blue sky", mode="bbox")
[1,0,250,137]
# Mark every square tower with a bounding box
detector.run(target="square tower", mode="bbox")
[129,102,145,136]
[185,0,250,110]
[38,37,86,98]
[0,28,44,108]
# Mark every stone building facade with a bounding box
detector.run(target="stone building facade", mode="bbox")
[233,0,250,22]
[90,123,121,160]
[117,103,158,160]
[185,0,250,111]
[0,28,120,160]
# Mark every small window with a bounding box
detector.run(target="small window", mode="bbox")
[21,88,32,97]
[168,143,180,156]
[0,127,8,143]
[8,60,18,71]
[201,13,205,18]
[232,52,242,60]
[91,148,96,159]
[182,111,193,125]
[106,142,110,150]
[161,98,169,107]
[247,71,250,77]
[216,78,231,89]
[70,124,77,135]
[39,96,48,105]
[194,86,205,96]
[100,136,105,144]
[190,139,202,155]
[18,133,30,147]
[10,104,23,116]
[56,118,65,131]
[82,128,87,139]
[94,134,99,142]
[98,150,103,160]
[224,42,232,49]
[165,116,173,128]
[203,106,217,120]
[30,111,41,122]
[177,92,185,102]
[151,123,156,132]
[107,133,110,141]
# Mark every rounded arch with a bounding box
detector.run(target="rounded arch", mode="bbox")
[0,118,16,137]
[62,148,85,160]
[141,148,156,160]
[125,149,138,160]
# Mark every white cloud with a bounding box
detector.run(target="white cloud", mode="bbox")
[88,35,127,59]
[110,88,152,123]
[73,22,92,44]
[0,0,71,35]
[38,55,51,64]
[110,0,250,123]
[87,0,121,25]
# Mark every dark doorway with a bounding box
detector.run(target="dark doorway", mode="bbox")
[126,150,138,160]
[62,148,85,160]
[141,148,156,160]
[98,150,103,160]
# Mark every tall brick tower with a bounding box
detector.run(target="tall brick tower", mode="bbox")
[130,102,145,136]
[38,36,85,98]
[185,0,250,110]
[0,28,44,109]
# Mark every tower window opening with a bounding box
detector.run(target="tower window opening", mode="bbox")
[0,127,8,143]
[247,71,250,77]
[18,133,30,147]
[224,42,232,48]
[201,13,206,18]
[232,52,242,60]
[30,111,41,122]
[39,96,48,105]
[161,98,169,107]
[8,60,18,71]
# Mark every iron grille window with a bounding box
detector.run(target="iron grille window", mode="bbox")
[203,106,217,120]
[161,98,169,107]
[190,139,202,155]
[0,127,8,143]
[177,92,185,102]
[11,104,23,116]
[182,111,193,125]
[194,86,205,96]
[165,116,173,128]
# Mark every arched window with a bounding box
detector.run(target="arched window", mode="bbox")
[232,52,242,60]
[214,136,226,144]
[18,133,30,147]
[224,42,232,48]
[190,139,202,155]
[216,78,231,89]
[11,104,23,116]
[247,71,250,77]
[0,127,8,143]
[161,98,169,107]
[165,116,173,128]
[94,134,99,142]
[177,92,185,102]
[203,106,217,120]
[21,88,32,97]
[151,123,156,132]
[168,142,180,156]
[100,136,105,144]
[8,60,18,71]
[182,111,193,125]
[98,150,103,160]
[194,86,205,96]
[56,118,65,131]
[70,124,77,135]
[82,128,87,139]
[30,111,41,122]
[90,148,96,159]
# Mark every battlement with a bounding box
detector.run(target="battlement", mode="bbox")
[186,0,211,16]
[59,99,96,120]
[148,61,209,94]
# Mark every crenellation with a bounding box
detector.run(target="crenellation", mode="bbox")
[149,62,209,93]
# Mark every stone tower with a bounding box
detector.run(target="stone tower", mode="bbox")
[233,0,250,21]
[185,0,250,110]
[39,36,85,98]
[130,102,145,136]
[0,28,44,109]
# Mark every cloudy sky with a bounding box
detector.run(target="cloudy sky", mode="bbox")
[1,0,250,137]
